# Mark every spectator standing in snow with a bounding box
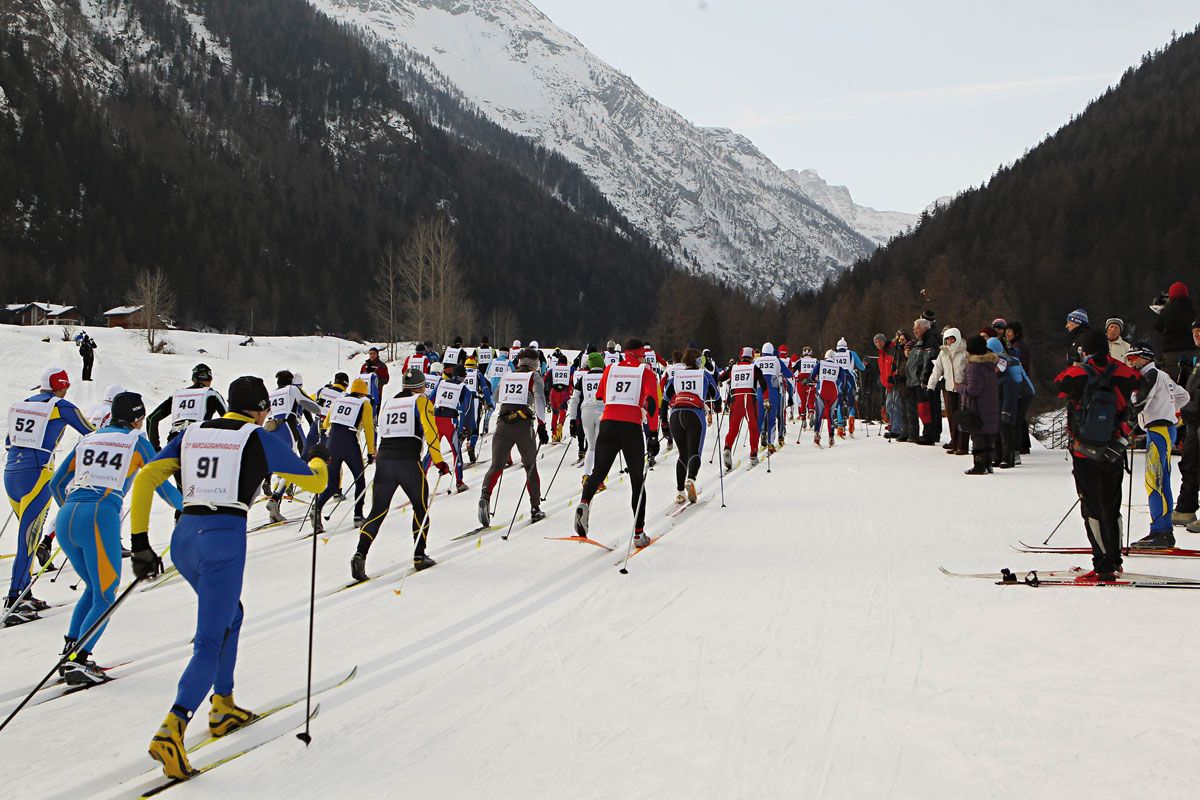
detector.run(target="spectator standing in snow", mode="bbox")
[1156,281,1196,383]
[1106,318,1130,362]
[928,327,967,455]
[75,331,97,382]
[960,335,999,475]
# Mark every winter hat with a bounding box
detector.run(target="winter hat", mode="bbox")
[530,340,540,349]
[979,326,998,340]
[1170,281,1190,301]
[1105,318,1125,332]
[985,337,1005,355]
[192,363,213,383]
[334,372,349,386]
[623,337,645,353]
[415,343,426,353]
[1125,340,1155,361]
[587,352,605,369]
[922,309,937,322]
[465,356,478,369]
[349,378,369,396]
[512,340,522,349]
[275,370,294,388]
[517,349,540,370]
[369,347,380,355]
[802,346,813,356]
[102,383,125,403]
[740,346,754,359]
[39,367,70,393]
[762,342,775,355]
[228,376,270,413]
[109,392,146,426]
[1066,309,1089,327]
[965,335,988,356]
[430,362,444,375]
[991,318,1008,329]
[824,350,835,360]
[779,345,789,356]
[1193,321,1200,331]
[453,336,463,346]
[480,336,490,345]
[402,368,426,390]
[292,373,304,388]
[836,338,848,350]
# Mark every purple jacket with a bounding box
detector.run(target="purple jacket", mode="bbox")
[961,352,1000,434]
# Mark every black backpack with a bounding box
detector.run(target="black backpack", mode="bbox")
[1071,361,1122,459]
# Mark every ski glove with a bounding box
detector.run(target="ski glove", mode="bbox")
[647,435,660,459]
[435,461,451,476]
[263,418,281,433]
[537,423,549,446]
[130,532,163,580]
[366,453,376,466]
[569,419,580,439]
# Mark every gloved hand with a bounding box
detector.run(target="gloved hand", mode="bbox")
[647,434,660,459]
[263,417,281,433]
[435,460,451,476]
[304,443,332,463]
[569,419,580,438]
[130,532,163,580]
[538,423,549,446]
[366,453,376,466]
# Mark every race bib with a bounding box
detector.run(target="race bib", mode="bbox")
[730,364,754,390]
[71,430,139,491]
[181,424,257,509]
[833,352,852,372]
[329,395,366,428]
[7,399,57,449]
[435,382,464,411]
[605,366,644,407]
[317,386,343,414]
[819,361,840,385]
[643,351,658,366]
[498,373,532,406]
[673,369,705,397]
[488,359,510,380]
[443,347,461,366]
[581,374,602,398]
[268,387,293,419]
[799,357,818,376]
[464,371,479,394]
[424,374,439,393]
[755,356,780,377]
[603,351,621,367]
[172,388,209,425]
[477,348,494,366]
[550,365,571,386]
[378,396,418,438]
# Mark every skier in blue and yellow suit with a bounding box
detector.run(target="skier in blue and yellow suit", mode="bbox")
[49,392,182,684]
[4,366,93,625]
[131,375,329,781]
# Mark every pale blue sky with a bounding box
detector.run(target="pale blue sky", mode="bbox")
[532,0,1197,213]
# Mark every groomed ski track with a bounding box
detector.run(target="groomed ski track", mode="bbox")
[1,325,1199,798]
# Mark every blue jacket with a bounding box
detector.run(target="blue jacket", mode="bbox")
[50,424,183,510]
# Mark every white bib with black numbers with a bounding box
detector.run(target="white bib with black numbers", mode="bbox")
[581,373,603,398]
[317,385,343,415]
[268,387,294,419]
[755,356,780,377]
[818,361,840,386]
[378,396,418,439]
[498,373,532,406]
[603,351,620,367]
[643,351,658,366]
[329,395,365,429]
[550,365,571,386]
[435,381,464,411]
[604,366,643,407]
[799,357,819,376]
[7,399,58,449]
[423,374,439,394]
[172,388,209,425]
[463,370,479,394]
[488,359,509,380]
[730,364,755,391]
[477,348,494,366]
[443,347,461,366]
[181,424,257,509]
[833,352,853,372]
[71,429,140,492]
[672,369,705,397]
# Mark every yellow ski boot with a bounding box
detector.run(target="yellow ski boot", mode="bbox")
[209,692,257,737]
[149,713,198,780]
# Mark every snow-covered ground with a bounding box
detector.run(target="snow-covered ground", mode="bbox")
[1,324,1198,798]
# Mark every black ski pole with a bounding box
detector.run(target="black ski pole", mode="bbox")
[540,440,571,502]
[1125,445,1135,551]
[618,459,653,574]
[1043,496,1082,545]
[0,575,144,735]
[296,494,320,746]
[490,468,505,517]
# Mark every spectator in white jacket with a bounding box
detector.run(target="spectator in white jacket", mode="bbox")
[1106,318,1131,362]
[928,327,968,454]
[1126,340,1190,549]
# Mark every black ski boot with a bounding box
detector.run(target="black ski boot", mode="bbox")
[350,553,368,583]
[412,553,437,572]
[478,496,492,527]
[35,536,53,568]
[3,597,39,627]
[1133,531,1176,549]
[529,507,546,524]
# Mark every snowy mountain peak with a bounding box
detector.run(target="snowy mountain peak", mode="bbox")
[786,169,918,246]
[308,0,876,298]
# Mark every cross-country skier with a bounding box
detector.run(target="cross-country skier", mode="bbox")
[312,373,350,448]
[1125,341,1189,548]
[442,336,465,370]
[754,343,793,451]
[573,339,661,546]
[48,392,182,682]
[475,336,496,374]
[483,348,511,435]
[546,353,574,442]
[794,347,818,431]
[75,330,97,382]
[354,368,447,579]
[403,343,431,375]
[718,347,768,469]
[568,351,607,489]
[312,377,376,531]
[665,349,721,504]
[86,383,126,429]
[832,338,865,437]
[146,364,227,451]
[812,351,843,447]
[132,376,329,781]
[264,370,323,522]
[461,356,493,463]
[4,367,93,624]
[603,340,621,367]
[423,362,473,492]
[478,348,548,526]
